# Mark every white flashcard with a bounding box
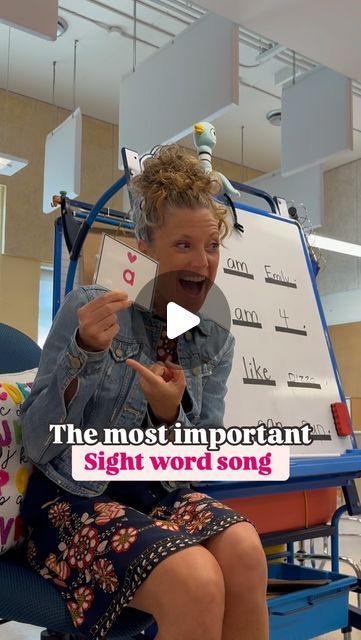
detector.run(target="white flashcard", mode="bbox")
[94,235,159,310]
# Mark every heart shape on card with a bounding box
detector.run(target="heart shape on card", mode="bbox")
[127,252,137,264]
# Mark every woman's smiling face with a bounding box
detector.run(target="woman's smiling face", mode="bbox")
[138,207,220,316]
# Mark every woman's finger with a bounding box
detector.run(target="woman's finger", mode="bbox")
[83,290,129,312]
[166,366,186,385]
[82,299,132,326]
[163,361,182,371]
[126,359,163,384]
[161,367,174,383]
[149,362,167,377]
[127,359,186,387]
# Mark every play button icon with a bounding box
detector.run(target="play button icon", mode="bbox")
[167,302,200,339]
[134,269,232,370]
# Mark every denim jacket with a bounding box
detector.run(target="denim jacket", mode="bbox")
[21,285,234,497]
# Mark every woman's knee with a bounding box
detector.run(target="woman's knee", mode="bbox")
[129,545,225,621]
[205,522,267,592]
[227,524,268,592]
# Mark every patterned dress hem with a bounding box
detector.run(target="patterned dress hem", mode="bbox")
[90,512,247,640]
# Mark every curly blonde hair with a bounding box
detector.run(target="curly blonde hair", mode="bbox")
[129,145,229,242]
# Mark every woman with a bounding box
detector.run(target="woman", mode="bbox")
[21,146,268,640]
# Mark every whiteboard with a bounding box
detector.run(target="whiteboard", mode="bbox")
[216,208,353,456]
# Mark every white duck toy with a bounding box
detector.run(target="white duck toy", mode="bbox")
[193,122,240,199]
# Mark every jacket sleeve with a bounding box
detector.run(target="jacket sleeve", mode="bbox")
[21,288,109,465]
[180,333,235,428]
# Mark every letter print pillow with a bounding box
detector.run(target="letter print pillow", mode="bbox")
[0,369,37,554]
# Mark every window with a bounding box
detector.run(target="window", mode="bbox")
[38,264,53,347]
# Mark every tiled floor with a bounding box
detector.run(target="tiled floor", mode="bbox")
[1,515,360,640]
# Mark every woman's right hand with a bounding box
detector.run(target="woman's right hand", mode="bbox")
[77,291,132,352]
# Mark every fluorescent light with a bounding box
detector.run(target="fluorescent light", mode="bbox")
[0,153,28,176]
[308,234,361,257]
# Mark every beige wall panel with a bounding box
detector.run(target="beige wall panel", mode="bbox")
[1,90,123,263]
[182,146,263,183]
[0,254,40,340]
[323,161,358,241]
[329,330,361,493]
[212,155,263,183]
[349,399,361,494]
[1,90,255,261]
[318,160,361,296]
[328,321,361,397]
[318,253,360,297]
[350,398,361,429]
[2,91,56,262]
[81,118,123,213]
[356,159,361,287]
[0,91,261,338]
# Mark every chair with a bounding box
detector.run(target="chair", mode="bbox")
[0,323,155,640]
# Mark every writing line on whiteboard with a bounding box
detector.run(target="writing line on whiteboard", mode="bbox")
[233,320,263,329]
[243,378,276,386]
[287,381,321,389]
[275,326,307,336]
[223,268,254,280]
[265,277,297,289]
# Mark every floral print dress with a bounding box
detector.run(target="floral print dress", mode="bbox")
[21,326,250,639]
[22,472,249,640]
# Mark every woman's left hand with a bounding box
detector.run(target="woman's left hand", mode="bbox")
[126,359,186,425]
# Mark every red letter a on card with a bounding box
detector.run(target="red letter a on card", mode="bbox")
[123,269,135,286]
